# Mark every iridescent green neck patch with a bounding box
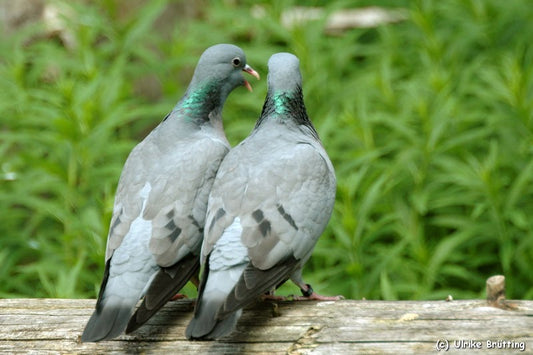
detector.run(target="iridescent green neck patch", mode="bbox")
[181,81,220,117]
[272,91,293,115]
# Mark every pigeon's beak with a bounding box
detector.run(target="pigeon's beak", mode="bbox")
[242,64,260,92]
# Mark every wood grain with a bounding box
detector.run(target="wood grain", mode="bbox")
[0,298,531,354]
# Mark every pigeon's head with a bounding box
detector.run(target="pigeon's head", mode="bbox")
[192,44,260,93]
[267,53,302,93]
[254,52,314,134]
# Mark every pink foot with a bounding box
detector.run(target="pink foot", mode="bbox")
[291,292,344,301]
[260,283,345,302]
[261,294,289,301]
[292,283,344,301]
[170,293,188,301]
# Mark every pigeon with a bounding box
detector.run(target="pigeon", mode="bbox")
[81,44,260,342]
[186,52,340,340]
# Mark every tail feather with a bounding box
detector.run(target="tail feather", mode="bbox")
[126,253,200,333]
[185,295,242,340]
[207,310,242,339]
[186,258,246,340]
[82,254,157,342]
[81,296,137,342]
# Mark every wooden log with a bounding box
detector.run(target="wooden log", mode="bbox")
[0,298,531,354]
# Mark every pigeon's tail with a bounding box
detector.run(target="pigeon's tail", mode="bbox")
[126,253,200,333]
[185,261,246,340]
[81,255,157,342]
[81,295,138,342]
[185,294,242,340]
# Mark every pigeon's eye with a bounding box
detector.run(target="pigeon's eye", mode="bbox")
[232,57,242,67]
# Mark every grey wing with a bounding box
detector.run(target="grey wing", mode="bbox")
[203,139,336,314]
[105,144,148,261]
[147,138,229,266]
[241,140,336,269]
[107,135,229,266]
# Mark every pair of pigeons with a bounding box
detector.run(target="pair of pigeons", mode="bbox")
[81,44,339,342]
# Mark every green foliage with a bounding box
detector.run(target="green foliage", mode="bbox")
[1,0,532,300]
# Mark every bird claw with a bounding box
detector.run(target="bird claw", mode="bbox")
[293,283,344,301]
[261,293,344,302]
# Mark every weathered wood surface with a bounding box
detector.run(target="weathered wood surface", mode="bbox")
[0,298,531,354]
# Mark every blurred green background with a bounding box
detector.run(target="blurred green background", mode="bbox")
[1,0,532,300]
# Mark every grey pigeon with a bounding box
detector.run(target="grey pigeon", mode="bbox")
[186,52,339,340]
[81,44,259,342]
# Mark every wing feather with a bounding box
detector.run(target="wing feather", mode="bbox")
[217,257,299,319]
[106,131,228,265]
[204,128,335,271]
